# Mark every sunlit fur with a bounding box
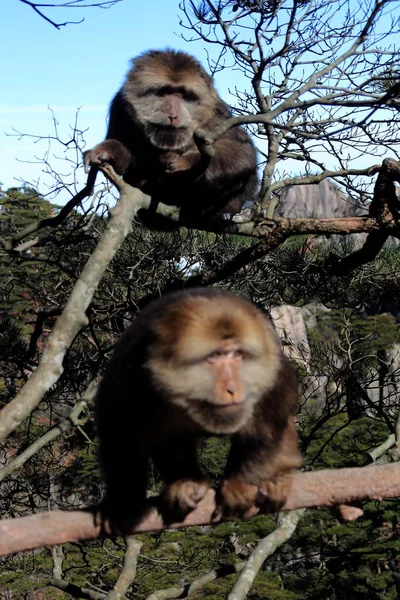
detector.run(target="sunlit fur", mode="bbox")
[123,50,219,151]
[84,49,258,220]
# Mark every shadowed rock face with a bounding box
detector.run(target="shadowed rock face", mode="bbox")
[269,181,359,368]
[270,180,399,407]
[276,179,365,218]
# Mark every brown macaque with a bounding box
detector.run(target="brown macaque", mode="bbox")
[84,49,258,223]
[96,288,302,526]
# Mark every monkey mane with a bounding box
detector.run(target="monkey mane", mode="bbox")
[129,48,214,86]
[146,288,281,366]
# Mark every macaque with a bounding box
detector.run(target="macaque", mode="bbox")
[84,49,258,222]
[96,288,302,525]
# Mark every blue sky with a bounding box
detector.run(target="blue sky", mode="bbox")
[0,0,220,192]
[1,0,399,198]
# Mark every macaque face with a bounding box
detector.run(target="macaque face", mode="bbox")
[148,295,281,434]
[134,86,199,151]
[124,57,218,152]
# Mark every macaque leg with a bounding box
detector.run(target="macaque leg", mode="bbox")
[100,442,150,527]
[152,438,209,522]
[218,419,302,519]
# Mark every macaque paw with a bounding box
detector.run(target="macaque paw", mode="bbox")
[215,479,260,520]
[160,479,209,522]
[257,473,294,512]
[83,140,131,174]
[159,151,200,174]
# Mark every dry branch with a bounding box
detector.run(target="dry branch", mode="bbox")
[105,537,142,600]
[1,463,400,557]
[227,509,305,600]
[5,168,98,251]
[146,563,247,600]
[7,159,400,251]
[146,511,304,600]
[51,578,106,600]
[0,171,148,443]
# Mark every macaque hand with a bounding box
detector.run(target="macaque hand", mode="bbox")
[215,479,260,520]
[83,139,131,174]
[159,151,202,174]
[160,479,209,522]
[257,472,294,512]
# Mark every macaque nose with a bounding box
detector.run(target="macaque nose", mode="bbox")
[222,382,242,403]
[168,114,178,124]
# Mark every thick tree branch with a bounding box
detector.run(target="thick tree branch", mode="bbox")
[332,157,400,275]
[7,161,395,252]
[1,463,400,557]
[0,173,148,443]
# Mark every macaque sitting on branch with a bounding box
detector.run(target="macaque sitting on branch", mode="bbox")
[84,49,258,223]
[96,288,302,525]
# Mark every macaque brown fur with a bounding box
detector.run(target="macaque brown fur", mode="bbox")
[96,288,302,524]
[84,49,258,222]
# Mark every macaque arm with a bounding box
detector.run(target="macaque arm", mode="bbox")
[99,437,150,528]
[83,139,132,174]
[202,126,257,191]
[84,93,134,174]
[219,418,302,518]
[158,151,210,176]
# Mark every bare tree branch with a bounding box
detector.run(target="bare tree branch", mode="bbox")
[19,0,122,29]
[227,509,305,600]
[0,174,147,443]
[105,537,142,600]
[0,381,97,483]
[51,578,106,600]
[1,463,400,557]
[5,168,98,251]
[146,563,247,600]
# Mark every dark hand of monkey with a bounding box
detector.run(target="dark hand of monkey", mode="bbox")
[257,472,295,513]
[83,139,131,175]
[215,479,260,520]
[159,479,210,523]
[158,151,204,175]
[216,472,295,520]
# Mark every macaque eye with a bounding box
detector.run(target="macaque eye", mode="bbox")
[183,91,200,103]
[233,349,244,359]
[207,350,222,361]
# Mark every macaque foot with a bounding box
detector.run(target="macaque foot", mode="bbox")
[96,494,147,535]
[215,479,260,520]
[160,479,209,523]
[83,139,131,174]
